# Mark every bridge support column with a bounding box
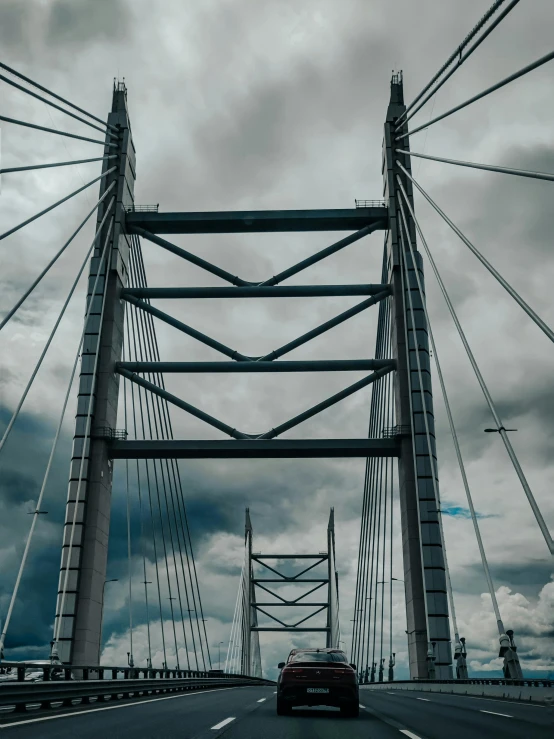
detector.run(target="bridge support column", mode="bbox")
[383,73,453,679]
[54,83,135,665]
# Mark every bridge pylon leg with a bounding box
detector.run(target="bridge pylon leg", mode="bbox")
[53,83,135,665]
[383,72,453,679]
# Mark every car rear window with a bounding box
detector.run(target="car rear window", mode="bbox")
[289,651,348,664]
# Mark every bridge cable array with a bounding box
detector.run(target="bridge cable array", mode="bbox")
[350,244,396,682]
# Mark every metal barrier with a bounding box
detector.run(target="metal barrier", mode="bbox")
[365,678,553,687]
[354,199,387,208]
[0,663,274,714]
[362,678,554,704]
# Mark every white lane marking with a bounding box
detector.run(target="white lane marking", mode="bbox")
[400,731,424,739]
[416,697,430,702]
[257,698,266,703]
[211,717,235,730]
[273,691,277,694]
[480,710,512,718]
[387,692,397,695]
[0,687,241,730]
[359,704,365,708]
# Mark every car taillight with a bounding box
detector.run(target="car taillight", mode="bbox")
[333,669,346,674]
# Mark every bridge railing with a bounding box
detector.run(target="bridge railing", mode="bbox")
[0,661,266,683]
[364,677,553,687]
[0,663,274,715]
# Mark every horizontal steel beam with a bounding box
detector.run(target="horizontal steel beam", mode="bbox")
[253,554,329,559]
[121,284,389,299]
[126,208,388,234]
[108,439,401,459]
[252,603,329,607]
[253,579,329,583]
[117,360,395,374]
[252,627,330,632]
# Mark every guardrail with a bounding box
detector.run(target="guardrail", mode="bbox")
[0,663,274,715]
[361,678,554,704]
[364,678,553,687]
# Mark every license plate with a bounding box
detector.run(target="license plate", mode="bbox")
[307,688,329,694]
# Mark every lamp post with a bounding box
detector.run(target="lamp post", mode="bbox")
[218,641,224,670]
[99,579,118,656]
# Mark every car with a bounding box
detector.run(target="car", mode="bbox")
[276,648,359,717]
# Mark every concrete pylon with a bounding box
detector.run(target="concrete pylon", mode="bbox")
[383,72,452,679]
[53,82,135,665]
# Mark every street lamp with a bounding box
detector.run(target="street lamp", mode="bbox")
[100,579,118,652]
[217,641,224,670]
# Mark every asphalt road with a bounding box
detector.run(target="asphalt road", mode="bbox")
[0,684,552,738]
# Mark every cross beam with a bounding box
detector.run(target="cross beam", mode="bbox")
[126,207,388,234]
[108,439,401,459]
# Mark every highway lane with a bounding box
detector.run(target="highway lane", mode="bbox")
[360,687,554,739]
[1,683,552,738]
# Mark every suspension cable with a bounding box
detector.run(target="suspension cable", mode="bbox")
[0,198,115,456]
[395,176,554,555]
[397,0,521,127]
[396,50,554,142]
[0,182,115,332]
[399,0,509,120]
[397,162,554,345]
[0,166,116,242]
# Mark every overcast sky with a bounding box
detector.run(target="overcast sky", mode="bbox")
[0,0,553,680]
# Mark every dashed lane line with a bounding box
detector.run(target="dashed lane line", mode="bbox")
[0,687,242,730]
[211,717,235,730]
[360,704,428,739]
[416,698,430,702]
[257,698,266,703]
[480,710,513,718]
[370,690,546,708]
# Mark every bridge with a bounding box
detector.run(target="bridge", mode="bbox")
[0,1,553,736]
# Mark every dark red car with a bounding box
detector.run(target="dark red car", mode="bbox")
[276,648,359,717]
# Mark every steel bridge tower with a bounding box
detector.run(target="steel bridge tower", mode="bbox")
[53,74,452,677]
[240,509,340,676]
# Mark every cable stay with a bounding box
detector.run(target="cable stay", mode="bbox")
[0,155,117,176]
[396,49,554,142]
[0,199,115,456]
[1,209,114,657]
[399,0,510,121]
[0,115,118,147]
[397,149,554,183]
[0,61,119,133]
[0,72,119,138]
[395,177,554,556]
[131,236,211,669]
[0,182,116,332]
[395,194,522,677]
[0,166,117,242]
[396,163,554,346]
[397,0,521,127]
